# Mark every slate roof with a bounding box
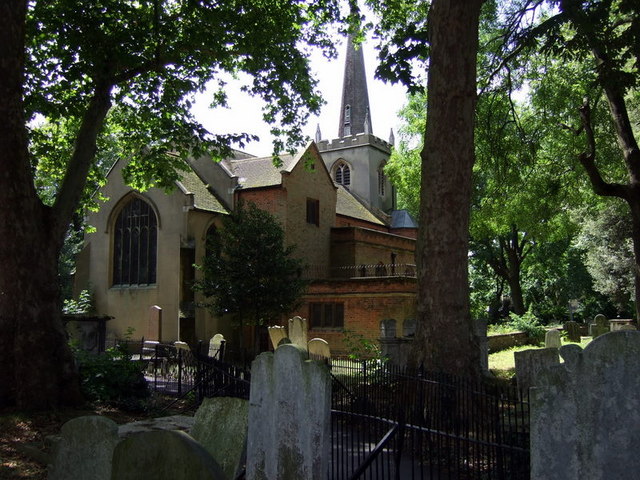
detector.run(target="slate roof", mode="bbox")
[336,185,386,226]
[225,154,297,189]
[391,209,418,229]
[176,169,228,214]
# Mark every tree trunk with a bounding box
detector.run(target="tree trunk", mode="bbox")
[0,0,82,409]
[628,198,640,320]
[411,0,484,378]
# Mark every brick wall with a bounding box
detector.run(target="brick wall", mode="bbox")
[289,277,417,355]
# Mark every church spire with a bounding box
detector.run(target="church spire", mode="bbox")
[338,35,372,138]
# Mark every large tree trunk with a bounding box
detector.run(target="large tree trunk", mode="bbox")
[411,0,484,377]
[0,0,82,409]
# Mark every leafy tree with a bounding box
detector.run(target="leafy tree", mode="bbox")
[0,0,353,409]
[195,202,307,360]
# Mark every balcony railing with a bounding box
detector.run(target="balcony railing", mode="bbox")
[305,263,417,280]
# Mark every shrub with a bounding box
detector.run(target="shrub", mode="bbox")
[508,309,546,344]
[73,343,149,410]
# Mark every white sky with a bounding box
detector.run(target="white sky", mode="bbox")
[192,34,410,157]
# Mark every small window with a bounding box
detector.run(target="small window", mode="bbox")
[306,198,319,226]
[378,164,386,196]
[309,302,344,329]
[335,162,351,187]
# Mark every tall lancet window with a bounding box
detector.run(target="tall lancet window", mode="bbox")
[343,105,351,136]
[378,163,386,196]
[112,197,158,286]
[335,161,351,187]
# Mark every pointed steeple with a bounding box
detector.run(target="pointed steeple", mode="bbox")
[338,35,373,138]
[315,124,322,143]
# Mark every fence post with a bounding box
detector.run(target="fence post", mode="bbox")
[177,348,183,396]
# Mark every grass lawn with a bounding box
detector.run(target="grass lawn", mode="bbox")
[488,337,592,380]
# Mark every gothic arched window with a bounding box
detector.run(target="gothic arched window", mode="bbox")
[112,197,157,286]
[335,161,351,187]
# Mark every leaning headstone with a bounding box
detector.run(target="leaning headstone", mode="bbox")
[544,329,562,349]
[589,314,610,338]
[48,416,120,480]
[190,397,249,480]
[308,338,331,362]
[563,320,582,343]
[147,305,162,341]
[530,331,640,479]
[246,344,331,480]
[111,430,225,480]
[514,348,560,394]
[208,334,225,359]
[267,325,288,350]
[287,316,308,348]
[380,319,397,338]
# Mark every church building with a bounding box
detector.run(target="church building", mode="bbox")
[74,38,418,357]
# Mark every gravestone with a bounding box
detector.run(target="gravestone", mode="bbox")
[191,397,249,480]
[118,415,195,438]
[380,319,397,338]
[246,344,331,480]
[530,331,640,479]
[48,416,120,480]
[267,326,288,350]
[402,318,416,337]
[147,305,162,341]
[475,318,489,373]
[514,348,560,394]
[174,340,190,351]
[287,316,308,348]
[563,320,582,343]
[111,429,225,480]
[589,314,610,338]
[544,329,562,349]
[208,334,225,359]
[308,338,331,361]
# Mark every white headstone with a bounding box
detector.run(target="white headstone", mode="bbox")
[208,333,225,359]
[308,338,331,361]
[544,329,562,349]
[287,316,308,348]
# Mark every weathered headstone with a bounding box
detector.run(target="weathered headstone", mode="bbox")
[402,318,416,337]
[246,344,331,480]
[190,397,249,480]
[48,416,120,480]
[147,305,162,341]
[475,318,489,373]
[118,415,195,438]
[308,338,331,361]
[589,314,610,338]
[563,320,582,343]
[514,348,560,394]
[380,319,397,338]
[531,331,640,479]
[111,430,225,480]
[267,325,288,350]
[208,333,225,359]
[544,329,562,349]
[287,316,308,348]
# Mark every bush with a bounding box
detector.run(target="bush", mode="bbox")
[508,309,546,344]
[73,344,149,410]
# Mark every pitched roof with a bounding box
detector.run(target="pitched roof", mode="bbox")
[225,153,297,189]
[336,185,386,226]
[391,209,418,229]
[176,169,228,214]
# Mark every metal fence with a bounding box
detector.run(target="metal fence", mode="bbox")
[328,358,530,480]
[140,345,529,480]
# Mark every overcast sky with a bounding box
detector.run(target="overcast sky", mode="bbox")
[192,35,410,157]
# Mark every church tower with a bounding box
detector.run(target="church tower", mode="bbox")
[317,36,396,216]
